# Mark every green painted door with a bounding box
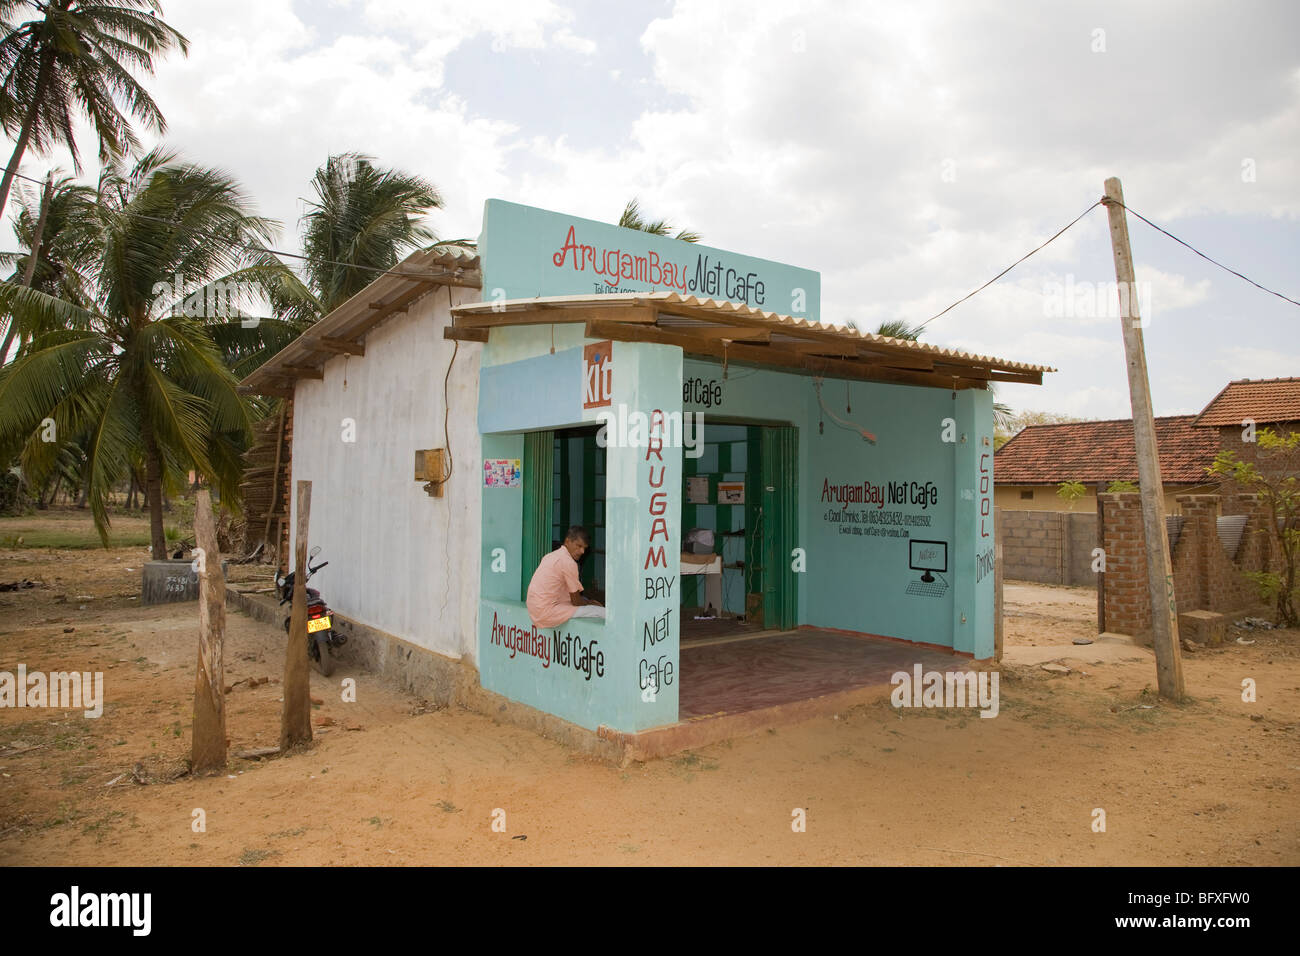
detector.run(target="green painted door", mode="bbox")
[521,430,554,601]
[761,425,799,630]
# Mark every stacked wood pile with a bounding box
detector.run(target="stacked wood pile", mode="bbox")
[239,402,292,566]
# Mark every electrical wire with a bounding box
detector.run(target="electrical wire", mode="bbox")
[1108,197,1300,309]
[915,200,1104,332]
[814,376,876,443]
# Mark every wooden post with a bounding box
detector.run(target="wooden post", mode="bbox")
[191,489,227,772]
[1102,177,1185,699]
[280,480,313,749]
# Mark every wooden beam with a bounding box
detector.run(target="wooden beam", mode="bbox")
[444,326,489,342]
[988,370,1043,385]
[238,384,293,399]
[935,363,991,380]
[392,268,482,290]
[454,305,657,329]
[345,280,438,339]
[680,327,772,341]
[314,337,365,356]
[281,365,324,380]
[788,341,859,357]
[584,321,983,391]
[857,348,935,371]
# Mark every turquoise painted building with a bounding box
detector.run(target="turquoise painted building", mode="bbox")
[457,200,1047,736]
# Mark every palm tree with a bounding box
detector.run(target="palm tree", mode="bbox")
[297,152,445,316]
[0,172,98,362]
[0,0,188,225]
[870,318,1015,430]
[871,318,926,341]
[617,198,700,243]
[0,149,297,558]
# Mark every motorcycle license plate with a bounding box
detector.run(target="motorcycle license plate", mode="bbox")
[307,616,331,633]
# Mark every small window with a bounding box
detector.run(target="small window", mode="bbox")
[1020,489,1034,500]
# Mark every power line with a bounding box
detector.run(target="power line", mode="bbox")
[8,158,1300,312]
[1108,197,1300,309]
[915,200,1104,332]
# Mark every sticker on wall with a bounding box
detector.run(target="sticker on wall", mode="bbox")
[583,340,613,409]
[717,481,745,505]
[686,475,709,504]
[483,459,522,488]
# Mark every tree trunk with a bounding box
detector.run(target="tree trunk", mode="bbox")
[0,51,53,231]
[141,419,168,560]
[192,489,227,772]
[0,172,56,365]
[39,474,60,509]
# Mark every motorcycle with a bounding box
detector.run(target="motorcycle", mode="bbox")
[275,546,345,676]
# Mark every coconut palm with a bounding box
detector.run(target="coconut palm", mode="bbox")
[617,198,700,243]
[0,0,186,226]
[0,172,98,362]
[294,152,445,317]
[0,149,298,558]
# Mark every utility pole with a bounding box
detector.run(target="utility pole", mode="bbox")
[1102,177,1185,699]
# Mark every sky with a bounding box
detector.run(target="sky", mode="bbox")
[4,0,1298,420]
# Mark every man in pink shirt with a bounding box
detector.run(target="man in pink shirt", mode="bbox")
[526,526,605,626]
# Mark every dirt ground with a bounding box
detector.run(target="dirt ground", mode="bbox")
[1,513,1297,866]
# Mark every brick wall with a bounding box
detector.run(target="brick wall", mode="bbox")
[1000,510,1097,586]
[1216,422,1300,515]
[1099,491,1278,637]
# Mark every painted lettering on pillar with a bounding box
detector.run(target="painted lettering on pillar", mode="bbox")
[644,409,670,569]
[643,605,670,650]
[583,340,613,409]
[979,452,991,538]
[640,409,676,698]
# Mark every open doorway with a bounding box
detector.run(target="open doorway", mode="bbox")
[680,422,798,642]
[551,426,606,601]
[520,420,797,641]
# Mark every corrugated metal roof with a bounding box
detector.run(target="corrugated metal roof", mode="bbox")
[451,291,1054,385]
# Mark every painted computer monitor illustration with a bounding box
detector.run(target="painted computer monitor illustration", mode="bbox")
[909,539,948,583]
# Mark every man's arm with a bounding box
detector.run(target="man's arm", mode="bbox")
[570,591,602,607]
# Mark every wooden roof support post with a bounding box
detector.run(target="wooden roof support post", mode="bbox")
[1103,176,1184,700]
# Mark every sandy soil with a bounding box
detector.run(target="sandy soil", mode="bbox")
[1,528,1297,866]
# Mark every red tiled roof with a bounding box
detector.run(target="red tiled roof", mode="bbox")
[1193,377,1300,428]
[995,415,1220,485]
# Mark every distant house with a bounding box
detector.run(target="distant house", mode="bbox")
[1193,376,1300,513]
[994,415,1220,513]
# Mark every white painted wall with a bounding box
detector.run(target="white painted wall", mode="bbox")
[287,287,483,662]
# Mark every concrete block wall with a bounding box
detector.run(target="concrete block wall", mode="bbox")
[1000,509,1096,586]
